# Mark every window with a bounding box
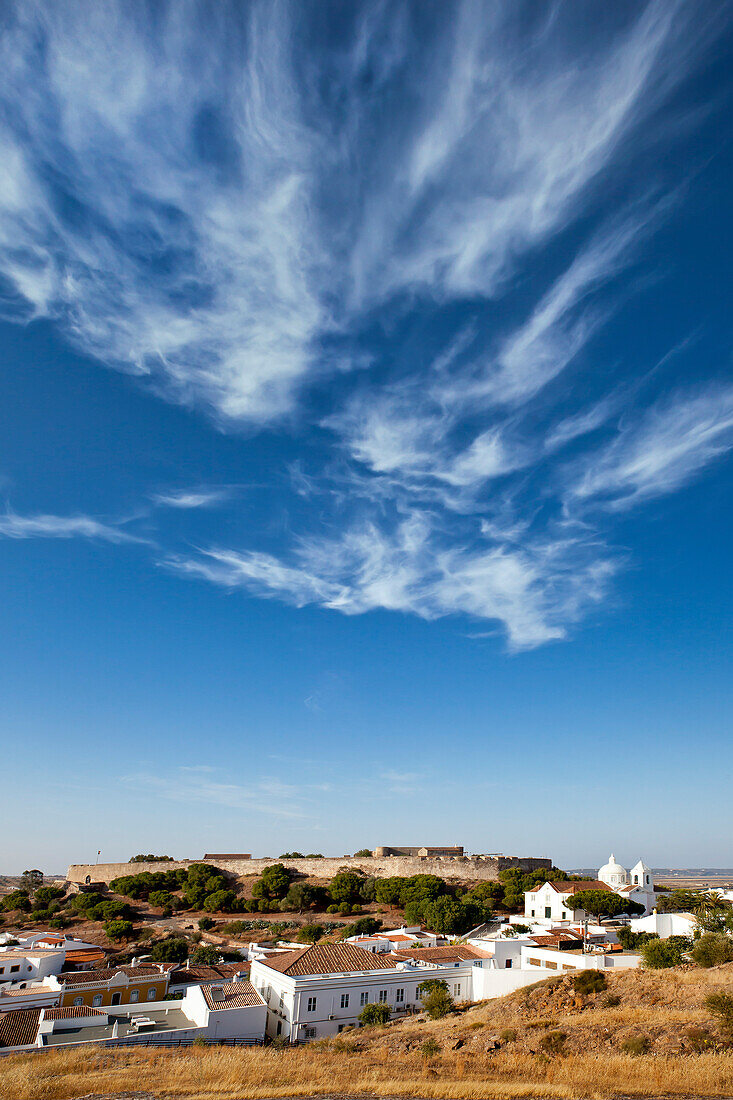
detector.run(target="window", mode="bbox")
[130,990,139,1003]
[147,987,157,1000]
[562,911,568,919]
[304,1026,317,1039]
[378,990,387,1003]
[453,983,461,997]
[505,960,512,968]
[530,910,535,917]
[360,991,368,1006]
[73,996,84,1006]
[27,965,32,971]
[528,957,541,966]
[10,965,19,974]
[277,1021,282,1036]
[395,988,404,1003]
[634,875,638,884]
[546,961,557,970]
[544,907,551,919]
[92,994,103,1007]
[279,993,284,1008]
[307,996,317,1012]
[340,993,349,1009]
[0,967,4,974]
[338,1024,346,1033]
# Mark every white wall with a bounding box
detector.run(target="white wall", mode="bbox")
[629,913,696,938]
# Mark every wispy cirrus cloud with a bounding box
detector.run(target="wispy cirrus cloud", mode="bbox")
[0,1,729,649]
[152,488,233,510]
[120,767,330,819]
[0,510,146,544]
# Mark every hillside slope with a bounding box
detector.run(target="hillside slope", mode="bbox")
[5,964,733,1099]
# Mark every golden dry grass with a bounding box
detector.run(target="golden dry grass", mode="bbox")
[5,964,733,1100]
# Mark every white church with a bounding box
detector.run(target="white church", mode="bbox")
[525,854,657,924]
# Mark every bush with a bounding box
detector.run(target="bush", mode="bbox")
[686,1026,714,1051]
[189,944,222,966]
[297,923,324,944]
[705,992,733,1038]
[500,1028,517,1042]
[2,891,31,912]
[421,1038,441,1057]
[326,904,339,914]
[150,937,189,963]
[692,932,733,968]
[641,936,690,969]
[358,1002,391,1027]
[622,1035,650,1055]
[604,993,622,1007]
[105,919,134,942]
[540,1030,567,1054]
[202,889,238,913]
[329,872,367,906]
[198,917,214,931]
[341,917,382,939]
[421,984,454,1019]
[571,970,606,995]
[353,849,372,857]
[616,927,659,951]
[251,864,291,903]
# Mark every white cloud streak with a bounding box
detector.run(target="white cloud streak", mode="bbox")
[0,510,145,543]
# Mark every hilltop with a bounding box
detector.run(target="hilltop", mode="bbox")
[5,963,733,1099]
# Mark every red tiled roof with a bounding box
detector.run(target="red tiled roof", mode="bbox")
[201,982,263,1009]
[0,1009,41,1049]
[42,1007,108,1020]
[391,945,491,964]
[171,962,249,984]
[261,944,397,976]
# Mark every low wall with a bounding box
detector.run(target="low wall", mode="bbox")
[67,854,551,886]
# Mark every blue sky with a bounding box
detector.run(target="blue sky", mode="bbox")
[1,0,732,873]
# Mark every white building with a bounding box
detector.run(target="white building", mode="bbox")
[628,912,697,939]
[0,981,267,1053]
[524,855,658,925]
[344,926,442,953]
[250,942,541,1042]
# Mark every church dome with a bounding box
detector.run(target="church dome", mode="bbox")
[598,853,629,888]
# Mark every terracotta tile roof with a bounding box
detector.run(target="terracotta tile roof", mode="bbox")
[549,880,611,894]
[171,962,249,984]
[261,944,398,976]
[201,981,263,1009]
[391,945,491,964]
[0,985,55,998]
[42,1006,108,1020]
[0,1009,41,1049]
[60,964,174,987]
[64,948,107,963]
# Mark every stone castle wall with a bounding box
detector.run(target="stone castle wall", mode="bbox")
[67,854,551,886]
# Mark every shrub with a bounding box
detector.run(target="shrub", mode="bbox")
[500,1028,517,1042]
[297,923,324,944]
[705,992,733,1038]
[326,904,339,914]
[540,1030,567,1054]
[150,937,189,963]
[419,981,454,1019]
[421,1038,441,1057]
[189,944,222,965]
[105,919,134,942]
[353,849,372,857]
[340,917,382,939]
[251,864,291,903]
[202,889,238,913]
[2,891,31,912]
[338,902,351,914]
[686,1025,714,1051]
[641,936,690,969]
[359,1002,391,1027]
[198,917,214,931]
[692,932,733,968]
[571,970,607,995]
[622,1035,650,1055]
[604,993,622,1007]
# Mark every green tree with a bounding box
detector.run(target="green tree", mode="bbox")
[563,891,642,921]
[374,877,404,906]
[198,916,215,931]
[641,935,690,969]
[202,889,238,913]
[297,923,324,944]
[34,886,65,906]
[279,852,305,859]
[20,870,43,891]
[695,898,733,935]
[189,944,222,965]
[353,849,372,858]
[418,979,454,1019]
[284,882,319,913]
[359,1002,391,1026]
[423,895,465,935]
[150,937,189,963]
[692,932,733,968]
[105,919,134,942]
[341,917,382,939]
[328,872,366,906]
[2,891,31,912]
[616,927,659,951]
[252,864,291,903]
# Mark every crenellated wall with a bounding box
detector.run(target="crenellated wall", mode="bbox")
[67,854,551,886]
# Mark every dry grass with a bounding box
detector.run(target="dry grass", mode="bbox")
[6,965,733,1100]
